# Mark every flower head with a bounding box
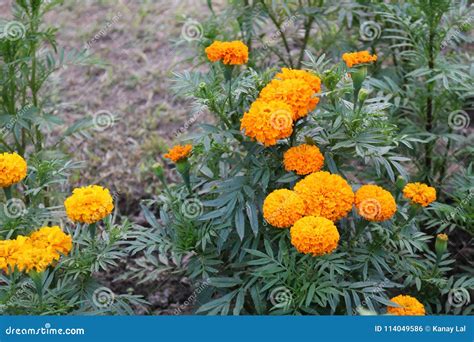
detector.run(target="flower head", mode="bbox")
[64,185,114,224]
[283,144,324,175]
[294,171,354,221]
[0,226,72,273]
[0,152,27,188]
[403,182,436,207]
[205,40,249,65]
[290,216,340,256]
[164,144,192,163]
[355,184,396,221]
[387,295,426,316]
[240,100,293,146]
[259,78,319,120]
[275,68,322,94]
[342,51,377,68]
[263,189,305,228]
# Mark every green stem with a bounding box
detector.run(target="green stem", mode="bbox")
[88,223,97,240]
[3,186,12,201]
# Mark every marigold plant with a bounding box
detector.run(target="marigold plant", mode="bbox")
[290,216,340,256]
[402,182,437,207]
[263,189,305,228]
[64,185,114,224]
[283,144,324,175]
[355,185,397,222]
[205,40,249,65]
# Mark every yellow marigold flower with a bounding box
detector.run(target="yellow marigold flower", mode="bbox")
[164,144,192,163]
[342,51,377,68]
[0,227,72,273]
[283,144,324,175]
[263,189,305,228]
[205,40,249,65]
[259,78,319,120]
[30,226,73,256]
[64,185,114,224]
[275,68,322,94]
[294,171,354,221]
[240,100,293,147]
[0,152,27,188]
[403,182,436,207]
[354,184,397,222]
[387,295,426,316]
[290,216,340,256]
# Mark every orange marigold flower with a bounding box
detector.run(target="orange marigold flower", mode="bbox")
[355,184,397,222]
[164,144,192,163]
[259,78,319,120]
[283,144,324,175]
[263,189,305,228]
[240,100,293,147]
[275,68,322,94]
[290,216,340,256]
[403,182,436,207]
[0,152,27,188]
[387,295,426,316]
[205,40,249,65]
[342,51,377,68]
[294,171,354,221]
[0,226,72,273]
[64,185,114,224]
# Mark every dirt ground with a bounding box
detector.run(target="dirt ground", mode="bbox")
[2,0,213,314]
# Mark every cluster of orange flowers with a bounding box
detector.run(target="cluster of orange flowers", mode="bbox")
[0,226,72,273]
[205,40,249,65]
[241,67,321,146]
[342,50,378,68]
[264,172,437,255]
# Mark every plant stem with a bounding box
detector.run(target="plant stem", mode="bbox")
[259,0,294,67]
[297,16,314,68]
[3,186,12,201]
